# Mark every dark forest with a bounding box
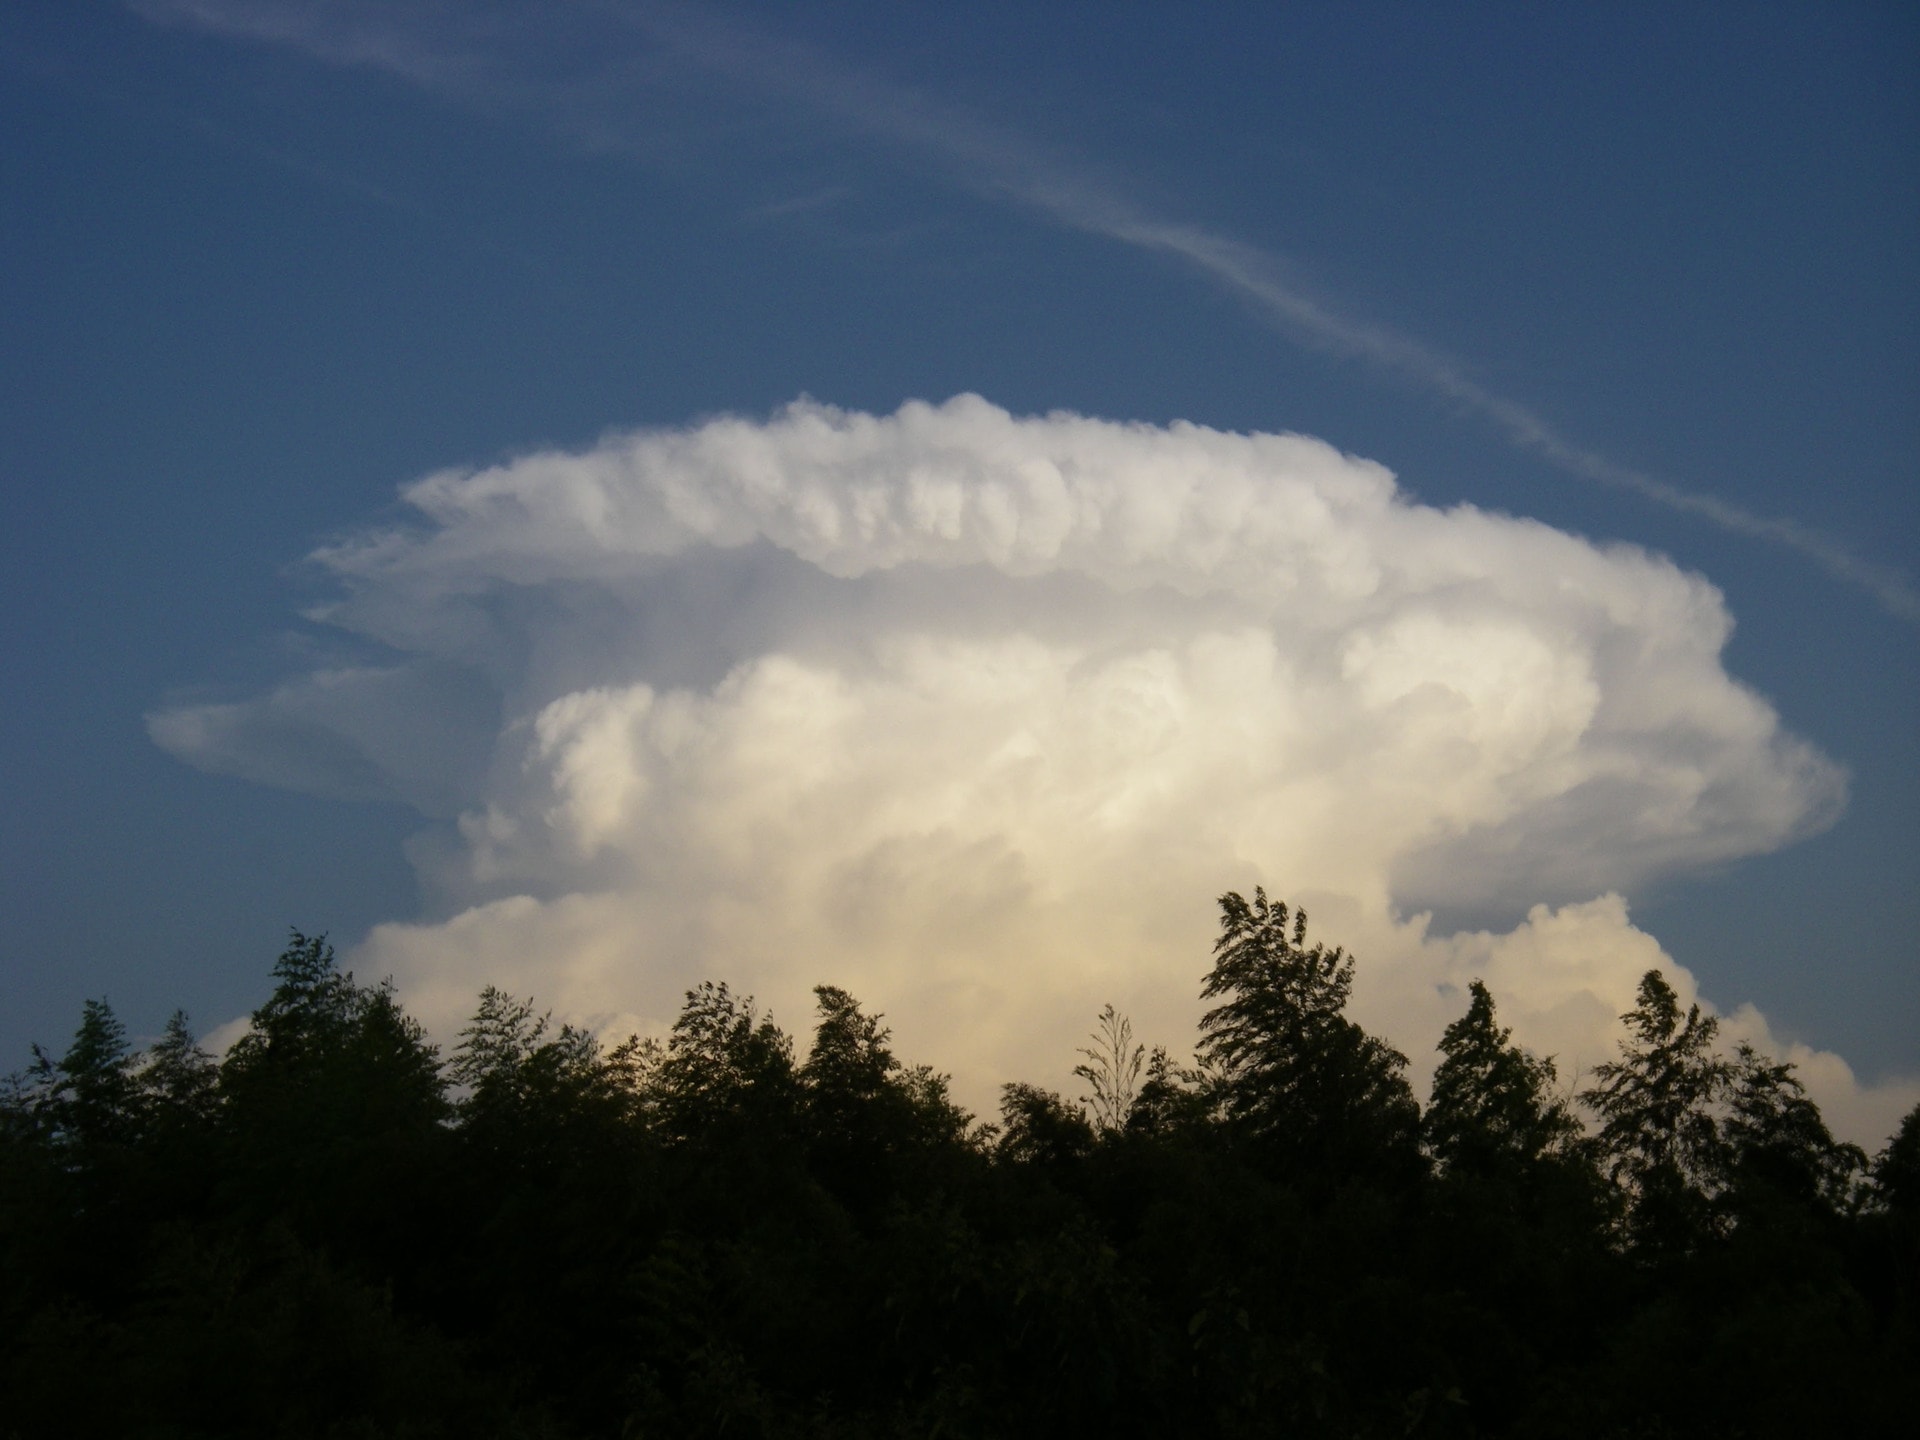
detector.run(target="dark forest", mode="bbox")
[4,889,1916,1437]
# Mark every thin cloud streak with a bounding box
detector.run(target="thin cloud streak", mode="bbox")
[637,7,1920,623]
[1103,222,1920,622]
[135,0,1920,621]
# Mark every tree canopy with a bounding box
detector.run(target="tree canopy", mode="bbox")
[1198,888,1420,1184]
[1426,979,1583,1177]
[2,906,1912,1438]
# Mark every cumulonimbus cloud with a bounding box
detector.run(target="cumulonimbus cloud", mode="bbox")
[150,397,1913,1142]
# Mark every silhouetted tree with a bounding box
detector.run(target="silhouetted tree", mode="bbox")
[997,1083,1096,1169]
[453,984,642,1152]
[1580,969,1729,1254]
[1123,1044,1210,1138]
[127,1009,223,1221]
[1721,1042,1863,1216]
[221,932,446,1129]
[1075,1004,1144,1134]
[6,904,1918,1437]
[452,984,548,1089]
[1197,888,1419,1183]
[652,981,799,1147]
[1426,980,1581,1176]
[444,985,656,1430]
[1874,1102,1920,1219]
[803,985,898,1104]
[138,1010,218,1130]
[217,931,449,1275]
[27,998,139,1150]
[800,983,907,1211]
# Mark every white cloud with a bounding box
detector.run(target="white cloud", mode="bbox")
[151,397,1910,1142]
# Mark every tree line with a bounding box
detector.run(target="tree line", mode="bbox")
[3,888,1916,1437]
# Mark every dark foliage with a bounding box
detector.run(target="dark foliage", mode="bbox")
[1580,970,1732,1258]
[1198,888,1421,1188]
[1426,979,1583,1178]
[2,906,1912,1438]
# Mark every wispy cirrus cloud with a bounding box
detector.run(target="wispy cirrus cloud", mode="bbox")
[134,0,1920,622]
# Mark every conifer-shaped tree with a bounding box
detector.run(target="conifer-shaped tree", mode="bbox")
[801,985,913,1203]
[30,998,139,1148]
[1426,980,1580,1175]
[222,932,445,1127]
[218,932,447,1254]
[1580,970,1730,1252]
[138,1009,218,1131]
[803,986,898,1112]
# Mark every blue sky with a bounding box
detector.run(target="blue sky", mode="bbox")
[2,3,1914,1128]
